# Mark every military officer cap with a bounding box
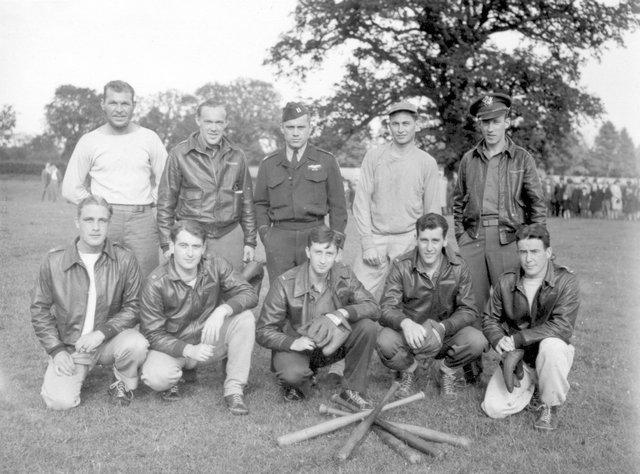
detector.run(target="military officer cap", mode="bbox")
[386,100,418,116]
[282,102,309,122]
[469,92,512,119]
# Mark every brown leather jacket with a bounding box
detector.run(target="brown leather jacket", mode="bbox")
[256,262,379,352]
[157,133,257,252]
[30,238,141,357]
[453,138,547,244]
[140,256,258,358]
[380,246,478,336]
[482,261,579,363]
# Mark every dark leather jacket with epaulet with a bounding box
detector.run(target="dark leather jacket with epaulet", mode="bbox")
[482,262,579,358]
[453,138,547,244]
[30,238,141,357]
[139,256,258,358]
[256,262,378,352]
[380,246,478,336]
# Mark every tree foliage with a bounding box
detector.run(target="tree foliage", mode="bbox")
[0,104,17,146]
[44,85,103,160]
[137,89,198,149]
[266,0,639,170]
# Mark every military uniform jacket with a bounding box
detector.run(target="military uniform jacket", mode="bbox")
[253,143,347,232]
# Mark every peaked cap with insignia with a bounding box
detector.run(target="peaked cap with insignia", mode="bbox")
[282,102,309,122]
[469,92,512,119]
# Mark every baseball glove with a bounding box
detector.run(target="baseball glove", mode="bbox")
[301,314,351,356]
[501,349,525,393]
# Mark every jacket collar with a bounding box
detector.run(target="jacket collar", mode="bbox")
[187,132,237,156]
[472,136,518,161]
[514,260,556,291]
[293,261,346,298]
[61,237,116,271]
[278,143,317,169]
[166,255,209,283]
[410,244,461,273]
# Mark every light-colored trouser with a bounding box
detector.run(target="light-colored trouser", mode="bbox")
[352,231,416,303]
[40,329,149,411]
[206,223,245,271]
[481,338,575,419]
[108,205,160,279]
[141,310,255,396]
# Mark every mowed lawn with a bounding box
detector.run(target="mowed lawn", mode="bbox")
[1,175,639,473]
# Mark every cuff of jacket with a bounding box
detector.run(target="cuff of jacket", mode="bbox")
[95,323,117,341]
[172,340,188,359]
[226,300,244,316]
[513,332,525,349]
[48,343,67,357]
[243,240,257,248]
[282,336,298,352]
[441,319,455,337]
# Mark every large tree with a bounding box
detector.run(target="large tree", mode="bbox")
[45,85,103,160]
[137,89,198,149]
[0,104,16,146]
[266,0,639,170]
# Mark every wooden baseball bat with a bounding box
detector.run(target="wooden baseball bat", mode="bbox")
[277,391,424,447]
[327,397,444,459]
[335,381,400,461]
[324,403,470,449]
[373,426,424,464]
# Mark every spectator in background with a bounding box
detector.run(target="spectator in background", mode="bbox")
[562,178,574,219]
[41,162,51,201]
[589,182,605,218]
[603,182,612,218]
[610,180,622,219]
[578,184,590,218]
[552,177,564,217]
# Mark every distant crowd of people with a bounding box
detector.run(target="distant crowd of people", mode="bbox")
[40,162,61,202]
[542,177,640,221]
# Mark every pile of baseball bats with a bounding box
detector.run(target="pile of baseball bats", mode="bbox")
[277,381,472,464]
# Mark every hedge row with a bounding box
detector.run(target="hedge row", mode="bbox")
[0,162,65,175]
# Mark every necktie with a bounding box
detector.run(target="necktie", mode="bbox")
[291,148,299,168]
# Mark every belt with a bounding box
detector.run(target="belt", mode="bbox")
[481,218,499,227]
[271,218,324,231]
[110,203,155,212]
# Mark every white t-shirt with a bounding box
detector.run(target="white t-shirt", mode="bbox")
[522,276,544,311]
[79,252,100,335]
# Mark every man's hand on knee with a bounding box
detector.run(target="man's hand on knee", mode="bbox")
[53,351,76,376]
[362,247,383,267]
[290,336,316,352]
[183,343,215,362]
[400,319,428,350]
[75,330,105,353]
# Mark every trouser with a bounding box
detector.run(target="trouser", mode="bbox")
[457,226,520,315]
[141,310,255,396]
[262,226,314,281]
[352,231,416,302]
[376,325,488,371]
[40,329,148,410]
[206,223,245,271]
[481,338,575,419]
[108,204,160,278]
[272,319,379,395]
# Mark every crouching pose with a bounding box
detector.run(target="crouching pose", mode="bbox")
[376,213,487,399]
[30,195,148,410]
[140,220,258,415]
[256,226,379,410]
[481,224,579,431]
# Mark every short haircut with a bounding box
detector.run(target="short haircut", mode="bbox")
[77,195,112,218]
[515,224,550,249]
[197,99,227,118]
[415,213,448,237]
[103,80,135,101]
[306,225,343,250]
[169,220,206,244]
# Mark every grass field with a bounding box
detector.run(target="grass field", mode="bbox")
[1,175,639,473]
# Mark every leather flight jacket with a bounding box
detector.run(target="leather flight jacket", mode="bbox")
[140,256,258,358]
[482,262,579,364]
[157,133,257,252]
[380,246,478,336]
[30,238,142,357]
[453,138,547,244]
[256,261,379,352]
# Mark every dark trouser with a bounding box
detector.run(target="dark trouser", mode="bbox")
[376,325,488,372]
[262,226,313,280]
[272,319,379,395]
[457,225,520,316]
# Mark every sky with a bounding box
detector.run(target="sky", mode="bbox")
[0,0,638,144]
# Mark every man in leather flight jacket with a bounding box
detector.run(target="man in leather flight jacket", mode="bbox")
[453,92,546,314]
[30,195,148,410]
[376,213,487,399]
[481,224,579,431]
[157,100,257,270]
[256,226,379,410]
[140,220,258,415]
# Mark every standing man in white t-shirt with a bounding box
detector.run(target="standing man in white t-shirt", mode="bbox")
[31,195,149,410]
[62,80,168,277]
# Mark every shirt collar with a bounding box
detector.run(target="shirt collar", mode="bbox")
[473,137,516,161]
[286,143,308,162]
[514,260,556,290]
[61,237,116,271]
[188,132,234,156]
[293,261,332,298]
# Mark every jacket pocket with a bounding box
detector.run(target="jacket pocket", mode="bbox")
[177,187,203,216]
[267,173,288,209]
[303,166,328,205]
